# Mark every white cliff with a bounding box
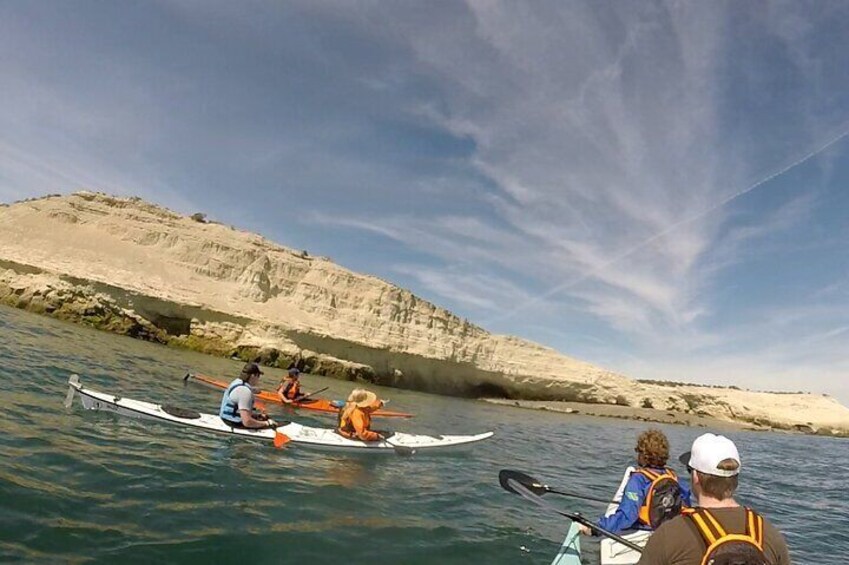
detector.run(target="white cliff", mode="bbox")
[1,192,847,435]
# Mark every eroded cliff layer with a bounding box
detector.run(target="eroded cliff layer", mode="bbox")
[2,192,847,435]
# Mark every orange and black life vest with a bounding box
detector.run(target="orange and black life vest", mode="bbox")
[683,507,770,565]
[279,379,301,400]
[636,467,684,529]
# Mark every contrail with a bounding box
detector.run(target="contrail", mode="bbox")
[486,126,849,325]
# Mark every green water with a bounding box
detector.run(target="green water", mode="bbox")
[0,305,846,564]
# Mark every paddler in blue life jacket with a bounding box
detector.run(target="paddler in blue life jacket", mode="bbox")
[277,367,306,405]
[219,362,278,429]
[579,429,692,535]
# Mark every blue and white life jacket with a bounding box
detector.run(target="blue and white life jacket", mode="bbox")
[219,378,251,424]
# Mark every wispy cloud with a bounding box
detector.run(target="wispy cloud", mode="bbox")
[306,3,849,399]
[317,2,847,332]
[392,264,535,313]
[1,1,848,401]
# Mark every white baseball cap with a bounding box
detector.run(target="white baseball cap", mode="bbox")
[678,433,741,477]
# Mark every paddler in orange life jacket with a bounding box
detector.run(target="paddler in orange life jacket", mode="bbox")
[579,429,692,536]
[277,367,305,405]
[636,433,790,565]
[336,389,386,442]
[219,362,277,429]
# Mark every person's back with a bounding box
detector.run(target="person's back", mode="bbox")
[637,433,790,565]
[634,466,689,529]
[589,430,692,535]
[638,506,787,565]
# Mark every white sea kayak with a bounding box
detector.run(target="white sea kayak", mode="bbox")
[599,466,651,564]
[64,375,493,453]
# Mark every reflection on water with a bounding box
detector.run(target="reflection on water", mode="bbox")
[309,455,380,489]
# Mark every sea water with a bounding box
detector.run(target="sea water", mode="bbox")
[0,305,845,564]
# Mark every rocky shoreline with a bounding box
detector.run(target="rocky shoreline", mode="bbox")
[2,192,849,438]
[4,259,847,440]
[0,262,377,382]
[482,399,846,437]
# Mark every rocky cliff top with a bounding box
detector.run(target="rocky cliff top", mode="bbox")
[2,191,848,434]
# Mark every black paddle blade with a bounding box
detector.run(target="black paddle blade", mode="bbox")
[498,469,549,496]
[383,436,415,456]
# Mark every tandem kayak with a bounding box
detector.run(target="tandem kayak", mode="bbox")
[65,376,491,453]
[599,467,650,564]
[184,372,414,419]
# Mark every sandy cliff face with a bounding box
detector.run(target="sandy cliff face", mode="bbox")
[2,192,847,435]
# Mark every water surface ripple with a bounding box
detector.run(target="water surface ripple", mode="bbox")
[0,306,844,563]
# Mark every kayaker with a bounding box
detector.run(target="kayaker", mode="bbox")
[637,433,790,565]
[277,367,305,405]
[579,429,692,535]
[219,362,277,429]
[337,388,386,442]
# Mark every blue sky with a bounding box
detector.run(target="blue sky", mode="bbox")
[2,1,848,403]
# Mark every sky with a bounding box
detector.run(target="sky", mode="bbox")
[1,1,848,403]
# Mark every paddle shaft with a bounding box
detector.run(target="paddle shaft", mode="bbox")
[558,511,643,552]
[547,488,614,505]
[508,480,643,553]
[298,386,329,402]
[498,470,614,504]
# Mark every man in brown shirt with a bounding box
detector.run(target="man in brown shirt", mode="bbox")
[637,433,791,565]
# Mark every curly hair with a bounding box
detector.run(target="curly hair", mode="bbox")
[635,429,669,467]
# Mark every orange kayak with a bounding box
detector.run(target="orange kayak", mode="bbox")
[184,373,414,418]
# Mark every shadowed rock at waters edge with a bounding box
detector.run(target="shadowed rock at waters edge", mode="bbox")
[1,192,848,436]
